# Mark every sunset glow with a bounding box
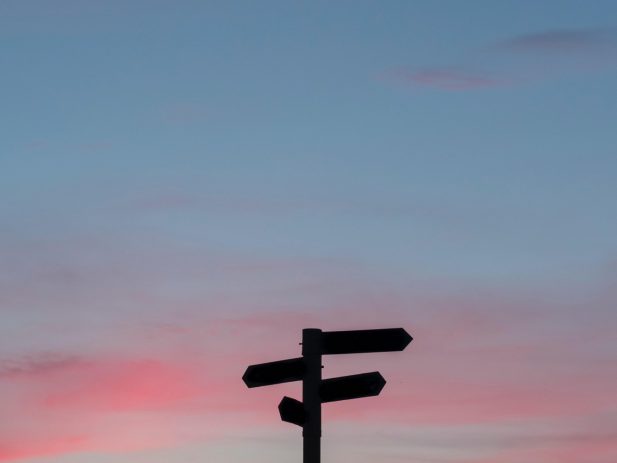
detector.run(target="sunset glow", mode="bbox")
[2,2,617,463]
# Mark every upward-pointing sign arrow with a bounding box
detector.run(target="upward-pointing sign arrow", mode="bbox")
[321,328,412,355]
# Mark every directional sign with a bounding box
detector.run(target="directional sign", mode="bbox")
[321,328,412,355]
[242,327,413,463]
[242,357,305,388]
[319,372,386,403]
[279,396,306,426]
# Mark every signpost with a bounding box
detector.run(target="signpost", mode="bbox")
[242,327,413,463]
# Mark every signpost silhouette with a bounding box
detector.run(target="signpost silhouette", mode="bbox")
[242,327,412,463]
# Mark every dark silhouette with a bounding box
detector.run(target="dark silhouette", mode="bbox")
[243,327,413,463]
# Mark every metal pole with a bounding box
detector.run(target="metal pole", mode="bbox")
[302,328,322,463]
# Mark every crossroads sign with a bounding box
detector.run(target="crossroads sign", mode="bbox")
[242,328,413,463]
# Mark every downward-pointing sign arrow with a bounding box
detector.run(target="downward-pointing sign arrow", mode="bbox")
[278,396,306,426]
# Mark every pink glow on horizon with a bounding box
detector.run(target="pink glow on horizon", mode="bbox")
[0,436,88,462]
[1,277,616,461]
[40,358,200,412]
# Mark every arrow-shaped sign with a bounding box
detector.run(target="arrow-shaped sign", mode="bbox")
[319,371,386,403]
[242,357,305,388]
[321,328,412,355]
[278,396,306,426]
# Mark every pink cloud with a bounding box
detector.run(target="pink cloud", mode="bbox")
[0,353,89,380]
[160,102,209,126]
[461,428,617,463]
[0,436,88,462]
[393,27,617,91]
[39,358,200,412]
[0,353,207,461]
[499,28,617,54]
[126,190,487,233]
[133,194,199,211]
[392,68,507,91]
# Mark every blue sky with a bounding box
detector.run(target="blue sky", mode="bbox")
[1,2,617,462]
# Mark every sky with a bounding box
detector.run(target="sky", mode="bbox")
[1,1,617,462]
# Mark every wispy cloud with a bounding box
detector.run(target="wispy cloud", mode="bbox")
[127,190,491,232]
[390,68,507,91]
[0,353,88,379]
[394,27,617,91]
[498,28,617,53]
[159,102,210,126]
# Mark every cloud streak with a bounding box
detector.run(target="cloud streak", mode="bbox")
[0,353,88,380]
[498,28,617,53]
[389,68,508,90]
[395,27,617,91]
